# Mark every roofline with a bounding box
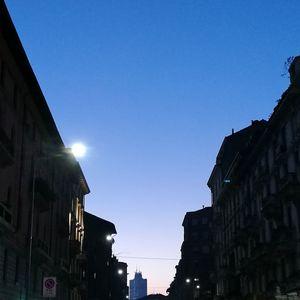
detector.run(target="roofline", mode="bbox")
[0,0,63,145]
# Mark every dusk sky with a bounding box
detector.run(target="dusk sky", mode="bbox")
[4,0,300,294]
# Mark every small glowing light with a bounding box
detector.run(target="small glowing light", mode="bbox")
[196,285,200,289]
[106,235,113,241]
[186,278,191,283]
[194,278,199,282]
[71,143,86,158]
[126,296,129,299]
[118,269,124,275]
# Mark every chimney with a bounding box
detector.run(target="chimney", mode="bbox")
[289,56,300,86]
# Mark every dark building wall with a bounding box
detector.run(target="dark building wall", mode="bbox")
[208,56,300,300]
[0,1,89,299]
[83,212,128,300]
[168,207,213,300]
[83,212,116,300]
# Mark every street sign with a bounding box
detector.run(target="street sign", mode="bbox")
[43,277,57,298]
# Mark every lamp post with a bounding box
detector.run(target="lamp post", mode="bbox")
[25,144,87,300]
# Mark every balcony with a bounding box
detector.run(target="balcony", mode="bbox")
[278,172,300,200]
[69,239,81,257]
[261,195,281,219]
[34,177,55,212]
[0,127,14,167]
[32,238,51,265]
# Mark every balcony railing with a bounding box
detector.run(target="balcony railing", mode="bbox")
[0,127,14,167]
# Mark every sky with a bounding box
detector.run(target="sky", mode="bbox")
[4,0,300,295]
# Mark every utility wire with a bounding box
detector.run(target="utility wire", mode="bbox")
[118,256,180,261]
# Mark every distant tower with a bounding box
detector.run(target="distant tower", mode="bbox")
[129,271,147,300]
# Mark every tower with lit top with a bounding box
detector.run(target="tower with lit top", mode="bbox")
[129,271,147,300]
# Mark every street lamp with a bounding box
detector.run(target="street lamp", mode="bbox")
[26,144,87,300]
[118,269,124,275]
[106,234,116,242]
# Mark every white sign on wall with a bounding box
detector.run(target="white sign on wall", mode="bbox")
[43,277,57,298]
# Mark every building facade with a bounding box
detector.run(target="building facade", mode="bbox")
[208,56,300,299]
[130,271,147,300]
[168,207,214,300]
[0,1,89,299]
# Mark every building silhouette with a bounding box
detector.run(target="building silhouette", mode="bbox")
[0,2,128,299]
[207,56,300,299]
[168,207,213,300]
[168,56,300,299]
[0,1,89,299]
[83,212,129,300]
[130,271,147,300]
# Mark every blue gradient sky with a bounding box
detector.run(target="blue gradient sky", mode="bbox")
[5,0,300,294]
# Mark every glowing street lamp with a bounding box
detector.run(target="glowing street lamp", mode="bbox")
[186,278,191,283]
[106,235,113,241]
[118,269,124,275]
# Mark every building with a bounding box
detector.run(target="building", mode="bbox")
[83,212,129,300]
[168,207,214,300]
[208,56,300,299]
[130,271,147,300]
[110,258,129,300]
[0,1,89,299]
